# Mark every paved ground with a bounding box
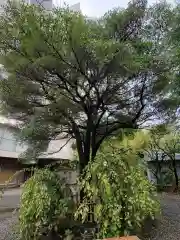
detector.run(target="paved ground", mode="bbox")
[145,192,180,240]
[0,188,21,210]
[0,189,20,240]
[0,191,180,239]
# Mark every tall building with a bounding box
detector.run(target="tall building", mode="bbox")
[0,0,80,12]
[26,0,53,10]
[0,0,53,13]
[69,2,80,12]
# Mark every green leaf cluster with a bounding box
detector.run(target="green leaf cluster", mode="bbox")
[76,134,159,238]
[19,168,73,240]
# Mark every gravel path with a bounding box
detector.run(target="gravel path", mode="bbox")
[147,193,180,240]
[1,193,180,240]
[0,213,18,240]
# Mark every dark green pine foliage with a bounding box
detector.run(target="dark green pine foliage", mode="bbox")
[169,3,180,113]
[0,0,177,172]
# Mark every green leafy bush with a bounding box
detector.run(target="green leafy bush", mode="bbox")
[76,135,160,238]
[19,168,73,240]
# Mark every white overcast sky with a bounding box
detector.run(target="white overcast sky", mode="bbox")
[61,0,176,17]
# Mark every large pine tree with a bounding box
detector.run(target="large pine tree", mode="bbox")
[0,0,177,172]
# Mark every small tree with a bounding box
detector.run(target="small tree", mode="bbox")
[160,133,180,190]
[147,126,180,190]
[0,0,177,176]
[146,127,169,186]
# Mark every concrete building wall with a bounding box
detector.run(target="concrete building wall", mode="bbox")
[0,0,80,12]
[0,0,7,14]
[0,123,74,160]
[0,123,77,196]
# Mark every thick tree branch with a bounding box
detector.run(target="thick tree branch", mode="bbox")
[132,76,147,123]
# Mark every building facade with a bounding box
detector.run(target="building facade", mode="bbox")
[0,122,77,197]
[0,0,80,13]
[26,0,53,10]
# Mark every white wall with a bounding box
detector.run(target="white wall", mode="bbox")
[0,124,74,160]
[0,0,7,14]
[0,125,22,157]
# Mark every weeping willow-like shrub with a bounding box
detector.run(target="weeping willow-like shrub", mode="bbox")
[19,168,73,240]
[76,134,160,238]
